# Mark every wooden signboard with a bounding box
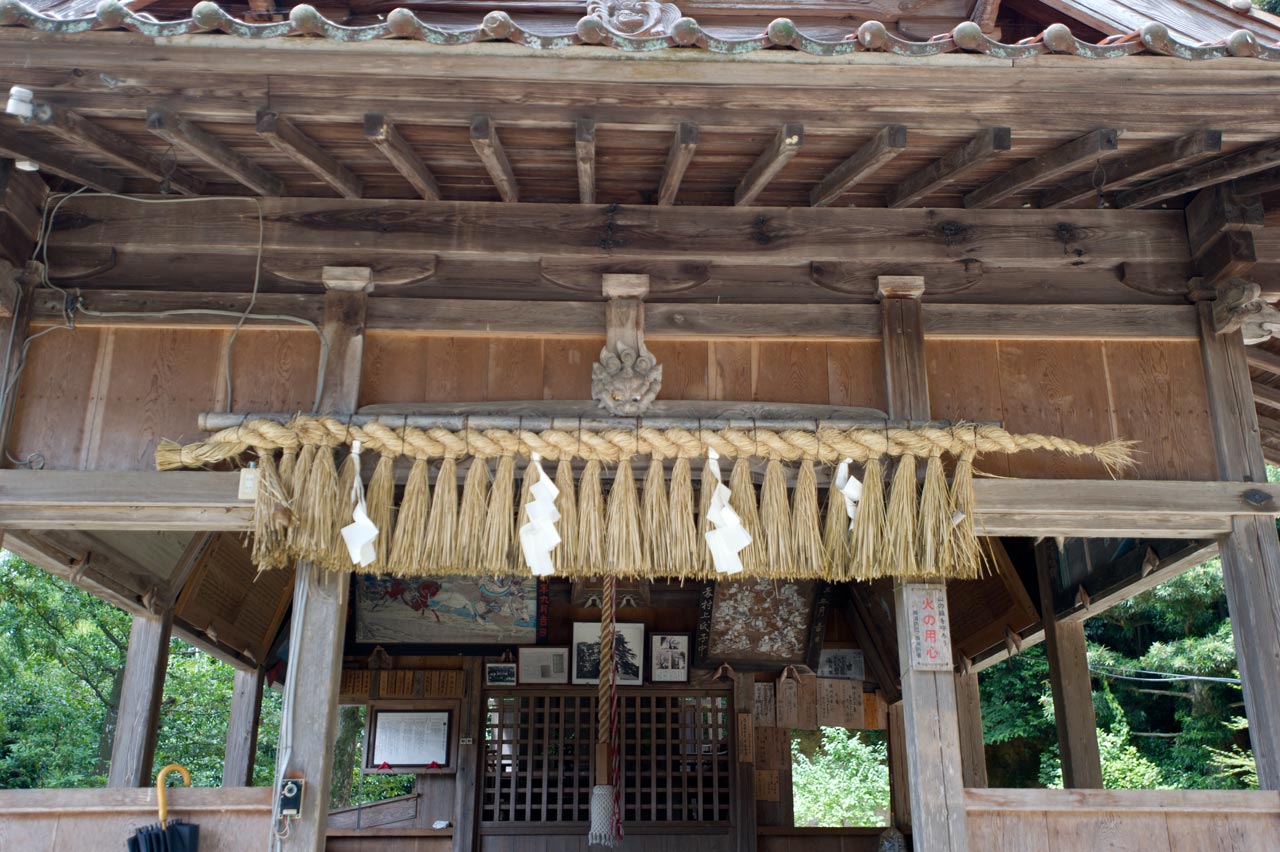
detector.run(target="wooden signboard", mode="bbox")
[754,726,788,771]
[864,691,889,731]
[737,713,755,764]
[424,669,464,697]
[380,669,416,697]
[754,769,781,802]
[754,682,777,728]
[776,665,818,730]
[905,583,954,672]
[817,678,865,728]
[340,669,372,700]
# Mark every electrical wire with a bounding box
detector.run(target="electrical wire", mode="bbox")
[1090,664,1241,686]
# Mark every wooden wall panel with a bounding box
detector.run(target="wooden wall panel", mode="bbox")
[487,338,544,400]
[755,342,829,404]
[648,340,709,401]
[827,341,885,412]
[422,337,487,402]
[8,326,104,470]
[710,341,753,400]
[542,337,601,400]
[925,340,1010,477]
[228,328,322,412]
[361,332,428,406]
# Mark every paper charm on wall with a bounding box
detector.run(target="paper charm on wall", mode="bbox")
[704,448,752,575]
[519,454,561,576]
[341,441,379,568]
[835,458,862,530]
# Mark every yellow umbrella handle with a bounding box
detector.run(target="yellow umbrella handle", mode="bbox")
[156,763,191,824]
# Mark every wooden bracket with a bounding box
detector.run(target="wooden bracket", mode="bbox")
[876,275,926,300]
[1141,546,1160,578]
[1074,584,1091,612]
[714,661,736,682]
[593,273,662,415]
[321,265,374,293]
[1003,626,1023,656]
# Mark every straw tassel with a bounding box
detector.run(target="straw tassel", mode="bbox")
[514,457,539,574]
[278,448,298,501]
[424,457,459,572]
[480,455,517,573]
[884,454,919,579]
[642,457,671,574]
[295,445,341,566]
[849,458,887,581]
[553,459,578,574]
[576,459,605,578]
[728,459,764,574]
[365,451,396,572]
[823,466,851,582]
[791,459,824,580]
[697,456,717,577]
[667,457,700,580]
[285,443,317,555]
[759,460,794,579]
[251,450,292,572]
[456,458,492,574]
[389,458,432,575]
[328,450,361,570]
[605,458,647,578]
[917,450,953,577]
[950,448,985,579]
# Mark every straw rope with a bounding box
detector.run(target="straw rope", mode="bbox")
[158,416,1136,473]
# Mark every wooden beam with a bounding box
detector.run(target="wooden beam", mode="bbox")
[965,129,1119,209]
[1255,381,1280,411]
[887,127,1010,209]
[1118,137,1280,210]
[657,121,699,206]
[841,587,901,703]
[1039,130,1222,209]
[108,610,173,788]
[364,114,440,201]
[452,658,482,852]
[223,667,264,787]
[1036,539,1104,789]
[733,671,759,852]
[146,108,284,197]
[1059,540,1219,624]
[256,110,361,200]
[28,102,203,195]
[469,115,518,203]
[735,123,803,206]
[0,162,45,266]
[0,126,123,193]
[1195,230,1257,288]
[1247,347,1280,376]
[809,125,908,208]
[955,669,988,788]
[1185,184,1263,261]
[576,118,596,206]
[48,197,1190,268]
[1232,166,1280,198]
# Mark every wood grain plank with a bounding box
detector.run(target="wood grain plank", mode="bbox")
[360,331,430,406]
[487,337,544,400]
[422,337,488,402]
[228,328,322,412]
[827,341,887,412]
[710,341,753,401]
[541,337,601,400]
[8,326,103,470]
[924,339,1010,475]
[753,342,828,404]
[647,339,710,401]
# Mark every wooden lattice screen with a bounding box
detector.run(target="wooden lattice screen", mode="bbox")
[481,690,731,826]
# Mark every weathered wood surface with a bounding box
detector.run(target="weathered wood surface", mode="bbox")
[1038,129,1221,209]
[365,113,442,202]
[658,121,699,206]
[809,125,906,208]
[954,669,988,789]
[965,788,1280,852]
[258,110,363,200]
[469,115,518,203]
[576,118,596,206]
[452,658,481,852]
[964,129,1118,209]
[0,125,124,194]
[887,127,1010,209]
[0,787,273,852]
[107,609,173,788]
[736,123,803,207]
[223,667,264,788]
[146,108,284,197]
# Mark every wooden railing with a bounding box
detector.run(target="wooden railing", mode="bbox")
[965,788,1280,851]
[0,787,273,851]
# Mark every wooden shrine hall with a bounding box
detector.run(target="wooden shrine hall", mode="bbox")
[4,0,1280,848]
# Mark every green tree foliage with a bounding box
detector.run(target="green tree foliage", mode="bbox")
[1259,0,1280,15]
[792,728,890,827]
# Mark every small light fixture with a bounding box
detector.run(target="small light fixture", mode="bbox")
[5,86,33,119]
[13,160,38,172]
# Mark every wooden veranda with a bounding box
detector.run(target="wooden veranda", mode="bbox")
[1,0,1280,849]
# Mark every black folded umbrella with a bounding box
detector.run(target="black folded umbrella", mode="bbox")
[127,820,199,851]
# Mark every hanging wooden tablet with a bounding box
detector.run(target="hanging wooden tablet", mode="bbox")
[817,677,865,728]
[753,682,776,728]
[794,665,818,730]
[775,666,800,729]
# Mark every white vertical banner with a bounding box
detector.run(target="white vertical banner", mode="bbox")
[905,583,953,672]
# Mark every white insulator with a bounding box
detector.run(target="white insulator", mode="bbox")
[5,86,32,118]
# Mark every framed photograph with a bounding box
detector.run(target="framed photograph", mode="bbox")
[366,708,452,773]
[572,622,644,686]
[650,633,690,683]
[817,648,865,681]
[519,647,570,685]
[485,662,518,687]
[694,579,830,671]
[351,574,549,652]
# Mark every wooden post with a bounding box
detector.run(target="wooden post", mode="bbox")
[887,702,911,830]
[278,269,370,850]
[732,671,758,852]
[1035,540,1103,788]
[223,667,264,787]
[954,669,988,788]
[108,609,173,788]
[1196,299,1280,790]
[452,657,483,852]
[879,275,968,851]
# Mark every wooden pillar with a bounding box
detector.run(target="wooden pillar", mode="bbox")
[887,702,911,830]
[954,669,988,788]
[452,657,483,852]
[1035,540,1103,788]
[732,671,758,852]
[1196,299,1280,790]
[108,609,173,788]
[279,269,370,850]
[223,667,264,787]
[879,275,968,851]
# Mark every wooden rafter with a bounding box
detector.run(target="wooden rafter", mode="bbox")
[734,123,803,206]
[809,125,907,208]
[1195,231,1257,287]
[1039,129,1222,209]
[257,110,362,200]
[469,115,519,203]
[146,108,284,197]
[1117,137,1280,209]
[364,113,440,201]
[28,101,204,196]
[0,126,123,194]
[1233,166,1280,197]
[886,127,1010,209]
[576,118,596,205]
[657,121,699,206]
[1254,381,1280,411]
[965,129,1119,209]
[1247,347,1280,375]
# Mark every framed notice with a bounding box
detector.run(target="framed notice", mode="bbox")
[366,708,452,773]
[519,647,570,684]
[904,583,953,672]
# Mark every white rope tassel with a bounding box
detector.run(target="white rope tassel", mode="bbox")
[590,785,618,847]
[704,448,751,575]
[340,441,378,567]
[837,457,862,530]
[518,453,561,576]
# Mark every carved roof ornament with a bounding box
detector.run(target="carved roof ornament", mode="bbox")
[1212,278,1280,345]
[592,273,663,416]
[584,0,682,37]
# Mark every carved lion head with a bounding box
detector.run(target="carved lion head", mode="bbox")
[592,343,663,416]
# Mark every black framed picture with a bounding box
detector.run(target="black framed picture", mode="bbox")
[650,633,690,683]
[485,662,518,687]
[572,621,644,685]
